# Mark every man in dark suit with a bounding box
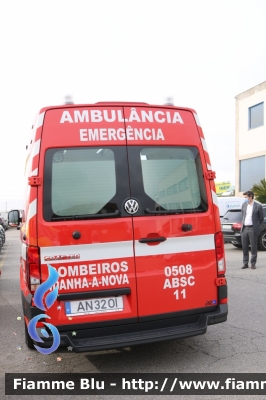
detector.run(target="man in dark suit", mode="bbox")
[241,190,264,269]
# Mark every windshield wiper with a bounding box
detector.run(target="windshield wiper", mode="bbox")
[145,208,185,215]
[51,209,120,221]
[144,208,204,215]
[182,209,204,214]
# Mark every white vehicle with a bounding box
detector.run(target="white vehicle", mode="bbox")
[217,196,245,217]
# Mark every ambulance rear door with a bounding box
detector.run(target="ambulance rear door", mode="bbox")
[123,106,219,318]
[38,106,138,326]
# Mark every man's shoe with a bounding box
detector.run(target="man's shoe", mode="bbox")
[251,264,256,269]
[241,265,248,269]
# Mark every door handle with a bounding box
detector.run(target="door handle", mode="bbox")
[139,237,167,243]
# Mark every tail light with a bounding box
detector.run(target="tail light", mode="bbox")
[26,246,41,292]
[232,222,242,231]
[215,231,226,275]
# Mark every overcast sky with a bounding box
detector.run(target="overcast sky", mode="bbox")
[0,0,266,205]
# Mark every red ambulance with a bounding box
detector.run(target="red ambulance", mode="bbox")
[10,101,227,352]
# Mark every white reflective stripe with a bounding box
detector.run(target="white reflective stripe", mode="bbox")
[40,234,214,264]
[32,139,41,157]
[40,241,134,264]
[193,113,201,127]
[207,163,212,170]
[135,234,214,257]
[28,199,37,220]
[36,112,45,128]
[31,168,38,176]
[212,190,218,207]
[21,243,27,261]
[201,137,208,153]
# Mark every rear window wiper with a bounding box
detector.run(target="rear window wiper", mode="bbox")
[144,208,204,215]
[145,208,184,215]
[51,210,120,221]
[182,209,204,214]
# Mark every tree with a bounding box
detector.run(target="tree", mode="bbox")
[251,179,266,203]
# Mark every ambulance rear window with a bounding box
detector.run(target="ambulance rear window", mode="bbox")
[139,147,207,212]
[43,147,130,220]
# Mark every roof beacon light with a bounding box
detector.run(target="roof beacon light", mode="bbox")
[63,94,74,105]
[164,96,174,106]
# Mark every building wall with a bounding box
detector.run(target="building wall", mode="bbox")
[235,81,266,195]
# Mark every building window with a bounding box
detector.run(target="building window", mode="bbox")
[240,156,265,192]
[167,184,178,196]
[249,102,264,129]
[178,177,189,192]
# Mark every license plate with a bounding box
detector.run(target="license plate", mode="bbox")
[222,225,232,230]
[65,296,124,316]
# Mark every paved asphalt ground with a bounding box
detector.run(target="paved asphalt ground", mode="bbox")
[1,229,266,399]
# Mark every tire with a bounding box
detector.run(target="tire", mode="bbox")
[24,321,35,350]
[258,231,266,251]
[232,243,242,248]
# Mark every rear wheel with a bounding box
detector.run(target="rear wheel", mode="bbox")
[258,231,266,251]
[24,321,35,349]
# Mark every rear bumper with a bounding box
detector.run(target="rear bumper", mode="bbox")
[230,232,242,245]
[27,304,228,352]
[223,232,242,245]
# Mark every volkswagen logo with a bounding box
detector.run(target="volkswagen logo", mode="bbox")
[124,199,139,215]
